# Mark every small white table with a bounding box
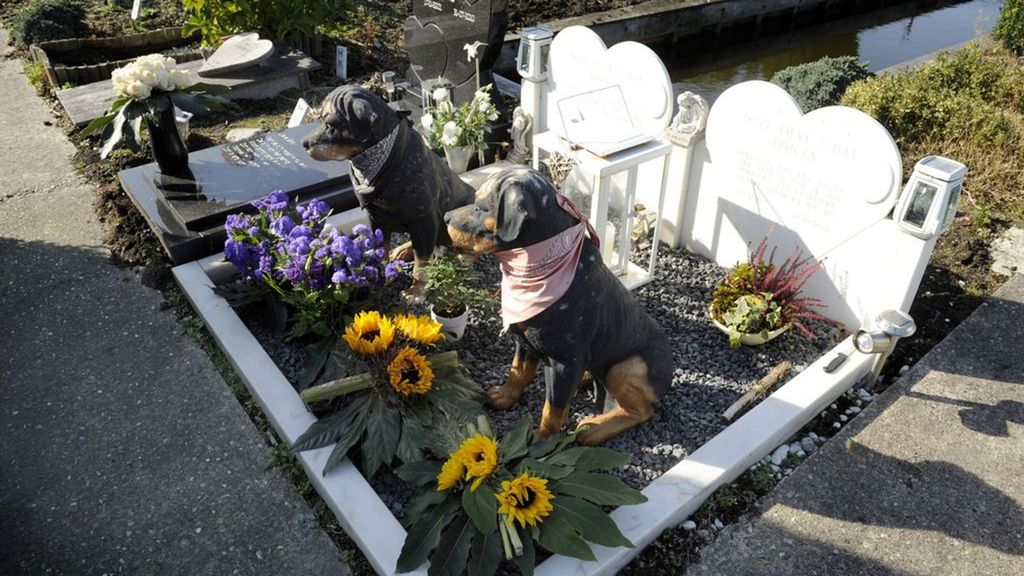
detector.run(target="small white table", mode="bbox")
[531,130,672,290]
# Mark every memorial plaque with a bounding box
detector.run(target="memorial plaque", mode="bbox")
[545,26,673,140]
[198,32,275,77]
[403,0,508,104]
[118,124,358,264]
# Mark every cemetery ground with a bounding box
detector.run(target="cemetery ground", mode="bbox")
[2,5,1024,576]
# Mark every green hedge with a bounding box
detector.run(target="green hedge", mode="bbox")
[842,42,1024,223]
[994,0,1024,54]
[10,0,88,47]
[770,56,873,111]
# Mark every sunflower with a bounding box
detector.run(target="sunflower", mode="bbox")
[387,346,434,395]
[459,434,498,491]
[436,449,466,492]
[394,313,446,345]
[496,472,555,528]
[342,311,395,355]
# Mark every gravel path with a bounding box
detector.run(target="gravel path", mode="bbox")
[245,238,843,500]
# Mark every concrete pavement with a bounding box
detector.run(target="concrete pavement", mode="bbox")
[0,30,350,576]
[691,274,1024,576]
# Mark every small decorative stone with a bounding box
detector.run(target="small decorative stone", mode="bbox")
[771,444,789,466]
[839,415,848,422]
[801,438,817,453]
[712,519,724,531]
[681,520,697,530]
[899,364,911,375]
[788,442,802,454]
[794,450,806,458]
[225,127,266,142]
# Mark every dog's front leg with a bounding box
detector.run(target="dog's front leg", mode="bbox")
[489,338,540,409]
[538,359,584,439]
[401,224,437,304]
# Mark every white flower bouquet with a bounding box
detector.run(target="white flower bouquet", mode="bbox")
[82,54,232,159]
[420,83,500,151]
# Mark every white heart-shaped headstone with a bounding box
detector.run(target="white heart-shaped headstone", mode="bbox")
[544,26,672,138]
[198,32,275,77]
[704,80,902,252]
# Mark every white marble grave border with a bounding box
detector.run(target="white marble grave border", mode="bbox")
[174,208,878,576]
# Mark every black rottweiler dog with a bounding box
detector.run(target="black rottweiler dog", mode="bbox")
[302,84,475,300]
[444,167,674,445]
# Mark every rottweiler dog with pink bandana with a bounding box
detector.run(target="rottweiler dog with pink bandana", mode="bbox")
[444,166,673,445]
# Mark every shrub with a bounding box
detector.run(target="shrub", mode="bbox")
[10,0,88,47]
[771,56,873,111]
[994,0,1024,54]
[842,42,1024,223]
[182,0,352,46]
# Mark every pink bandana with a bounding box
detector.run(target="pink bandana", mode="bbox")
[494,195,599,332]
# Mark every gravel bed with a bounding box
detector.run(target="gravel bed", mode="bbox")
[240,240,845,513]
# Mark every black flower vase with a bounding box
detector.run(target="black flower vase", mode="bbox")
[145,94,190,177]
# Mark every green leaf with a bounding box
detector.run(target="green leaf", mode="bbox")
[514,458,573,480]
[396,415,427,464]
[403,490,448,529]
[298,336,336,390]
[527,433,562,458]
[512,530,536,576]
[557,496,634,548]
[395,460,442,487]
[321,344,353,382]
[467,530,501,576]
[80,112,117,137]
[427,513,475,576]
[536,507,596,561]
[99,107,130,158]
[321,395,371,473]
[362,396,401,478]
[555,472,648,506]
[549,446,631,471]
[189,81,230,95]
[499,418,531,462]
[291,401,358,452]
[397,497,460,572]
[462,482,498,534]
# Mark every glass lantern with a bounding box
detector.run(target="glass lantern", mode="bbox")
[516,27,553,82]
[895,155,968,239]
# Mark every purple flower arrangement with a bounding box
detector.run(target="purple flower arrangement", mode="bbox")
[224,191,402,336]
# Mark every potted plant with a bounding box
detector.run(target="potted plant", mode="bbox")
[710,237,832,348]
[420,83,499,173]
[423,251,494,341]
[81,53,232,176]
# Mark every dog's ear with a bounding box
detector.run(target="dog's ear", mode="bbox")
[347,97,381,142]
[496,180,536,242]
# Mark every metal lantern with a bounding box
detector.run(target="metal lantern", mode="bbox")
[516,27,553,82]
[895,155,968,239]
[420,79,454,111]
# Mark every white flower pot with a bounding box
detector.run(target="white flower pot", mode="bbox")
[430,305,469,341]
[444,144,475,174]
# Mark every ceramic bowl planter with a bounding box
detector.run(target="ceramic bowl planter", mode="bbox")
[710,313,790,346]
[430,305,469,341]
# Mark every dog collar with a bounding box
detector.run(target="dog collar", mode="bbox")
[494,195,600,333]
[350,124,400,186]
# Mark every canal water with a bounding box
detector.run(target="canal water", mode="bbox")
[665,0,1002,102]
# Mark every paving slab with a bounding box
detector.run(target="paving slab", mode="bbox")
[691,273,1024,576]
[0,29,349,576]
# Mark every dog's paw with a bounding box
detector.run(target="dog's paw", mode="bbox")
[389,241,414,263]
[574,420,603,445]
[401,284,426,305]
[487,385,521,410]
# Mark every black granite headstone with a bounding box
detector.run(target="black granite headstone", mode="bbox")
[118,124,358,264]
[403,0,508,105]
